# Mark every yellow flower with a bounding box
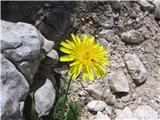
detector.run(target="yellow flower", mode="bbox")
[60,34,110,82]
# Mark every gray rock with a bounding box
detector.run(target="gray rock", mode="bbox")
[105,105,112,115]
[78,91,87,97]
[91,13,100,25]
[139,0,154,12]
[153,0,160,19]
[46,49,59,66]
[1,20,55,84]
[34,79,56,117]
[138,26,151,39]
[110,0,121,9]
[101,17,114,29]
[99,29,115,41]
[115,107,133,120]
[87,100,107,112]
[133,105,158,120]
[86,84,104,99]
[1,20,57,119]
[121,30,145,44]
[95,111,111,120]
[42,36,54,53]
[124,53,147,84]
[0,54,29,120]
[98,38,109,51]
[108,71,129,93]
[103,90,116,105]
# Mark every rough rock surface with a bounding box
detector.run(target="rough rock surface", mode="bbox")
[99,29,115,42]
[115,107,133,120]
[108,71,129,92]
[87,100,107,112]
[121,30,144,44]
[124,53,147,84]
[34,79,56,117]
[1,20,54,84]
[95,111,111,120]
[133,105,158,120]
[86,84,104,99]
[0,20,55,119]
[0,54,29,120]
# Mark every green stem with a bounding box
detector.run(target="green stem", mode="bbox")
[64,77,72,112]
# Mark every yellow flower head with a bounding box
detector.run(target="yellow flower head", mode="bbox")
[60,34,110,82]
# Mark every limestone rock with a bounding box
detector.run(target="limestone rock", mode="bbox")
[34,79,56,117]
[95,111,111,120]
[108,71,129,93]
[133,105,158,120]
[46,49,59,66]
[124,53,147,84]
[86,84,104,99]
[99,29,115,41]
[1,20,55,84]
[87,100,107,112]
[115,107,133,120]
[0,54,29,120]
[121,30,144,44]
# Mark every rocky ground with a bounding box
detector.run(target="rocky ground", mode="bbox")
[1,1,160,120]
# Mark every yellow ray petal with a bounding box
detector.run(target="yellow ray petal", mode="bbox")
[60,55,75,62]
[60,47,72,54]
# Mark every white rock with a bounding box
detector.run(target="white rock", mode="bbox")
[153,0,160,19]
[95,111,111,120]
[78,91,87,97]
[1,20,54,84]
[124,53,147,84]
[133,105,158,120]
[34,79,56,117]
[108,71,129,93]
[86,84,103,99]
[87,100,107,112]
[105,105,112,115]
[1,55,29,120]
[121,30,144,44]
[139,0,154,12]
[115,107,133,120]
[99,29,114,41]
[47,49,59,66]
[42,36,54,53]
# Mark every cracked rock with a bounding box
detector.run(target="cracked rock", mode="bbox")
[1,20,55,84]
[0,54,29,120]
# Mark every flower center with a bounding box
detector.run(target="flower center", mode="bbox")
[83,52,91,60]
